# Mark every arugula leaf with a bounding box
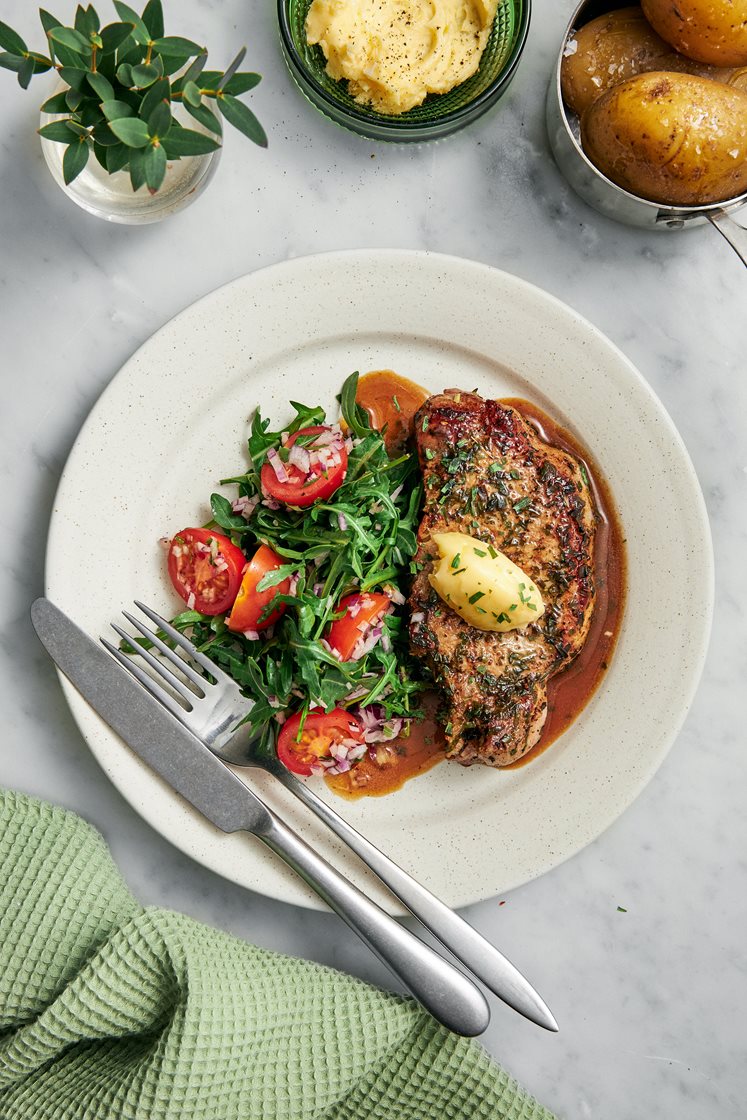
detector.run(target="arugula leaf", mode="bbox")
[160,375,426,757]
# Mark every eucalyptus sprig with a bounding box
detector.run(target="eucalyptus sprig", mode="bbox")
[0,1,266,193]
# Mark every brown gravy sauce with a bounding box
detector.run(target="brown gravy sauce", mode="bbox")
[326,371,626,799]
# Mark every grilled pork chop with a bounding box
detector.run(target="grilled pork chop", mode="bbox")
[408,391,597,766]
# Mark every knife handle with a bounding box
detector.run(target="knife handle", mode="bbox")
[256,813,490,1037]
[271,771,557,1032]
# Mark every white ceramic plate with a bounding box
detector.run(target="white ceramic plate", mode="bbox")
[46,250,713,913]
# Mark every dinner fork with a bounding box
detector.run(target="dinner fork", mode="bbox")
[110,600,558,1032]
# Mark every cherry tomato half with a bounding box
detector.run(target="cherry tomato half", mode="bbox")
[326,592,391,662]
[167,528,246,616]
[277,708,365,776]
[260,426,348,508]
[227,544,291,633]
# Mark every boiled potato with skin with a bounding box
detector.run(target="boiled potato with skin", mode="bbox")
[642,0,747,66]
[562,6,747,115]
[428,532,545,633]
[581,71,747,204]
[562,7,673,116]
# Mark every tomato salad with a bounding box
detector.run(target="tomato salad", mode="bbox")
[162,373,425,777]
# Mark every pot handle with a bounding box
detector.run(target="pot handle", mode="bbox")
[708,211,747,268]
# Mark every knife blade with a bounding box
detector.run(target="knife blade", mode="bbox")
[30,597,491,1037]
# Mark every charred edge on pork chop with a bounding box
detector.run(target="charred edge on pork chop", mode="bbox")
[408,391,597,766]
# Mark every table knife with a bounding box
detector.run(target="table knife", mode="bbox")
[31,596,490,1037]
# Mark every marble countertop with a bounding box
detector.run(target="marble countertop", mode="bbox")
[1,1,745,1116]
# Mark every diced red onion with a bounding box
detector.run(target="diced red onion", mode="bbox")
[312,425,344,447]
[411,612,424,625]
[280,431,289,445]
[232,495,260,520]
[338,513,348,531]
[266,446,290,484]
[385,585,405,606]
[243,629,260,641]
[288,443,311,473]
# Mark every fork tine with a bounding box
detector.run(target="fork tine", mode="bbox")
[101,638,193,721]
[121,610,206,693]
[110,622,201,707]
[134,601,235,684]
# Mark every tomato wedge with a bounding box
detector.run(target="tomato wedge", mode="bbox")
[326,592,391,662]
[277,708,366,776]
[167,528,246,616]
[260,425,348,508]
[227,544,291,634]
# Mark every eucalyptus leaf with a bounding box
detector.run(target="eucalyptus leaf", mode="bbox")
[90,32,103,49]
[31,55,54,73]
[49,26,91,54]
[217,46,246,92]
[112,1,149,45]
[17,55,36,89]
[38,119,78,143]
[128,144,147,190]
[144,141,167,192]
[52,40,88,67]
[62,136,90,184]
[184,98,221,136]
[0,52,24,73]
[65,87,84,110]
[152,35,202,57]
[182,80,201,107]
[78,101,104,127]
[92,120,121,145]
[87,70,114,101]
[59,65,89,89]
[66,119,91,136]
[147,98,171,139]
[39,10,63,35]
[99,21,132,54]
[138,76,169,120]
[161,127,220,157]
[101,97,134,120]
[130,62,160,89]
[179,50,207,86]
[221,71,261,96]
[0,20,27,56]
[115,62,132,86]
[74,4,100,35]
[105,140,129,173]
[217,93,267,147]
[41,90,71,113]
[108,115,150,147]
[93,139,109,168]
[141,0,164,39]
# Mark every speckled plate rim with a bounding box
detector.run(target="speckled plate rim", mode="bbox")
[45,249,713,913]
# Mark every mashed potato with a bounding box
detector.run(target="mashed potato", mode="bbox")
[305,0,499,115]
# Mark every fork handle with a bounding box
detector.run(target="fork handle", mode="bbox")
[254,813,489,1037]
[274,771,557,1032]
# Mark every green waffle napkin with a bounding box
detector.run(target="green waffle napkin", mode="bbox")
[0,789,555,1120]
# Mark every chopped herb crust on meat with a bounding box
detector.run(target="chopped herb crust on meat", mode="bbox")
[408,390,597,766]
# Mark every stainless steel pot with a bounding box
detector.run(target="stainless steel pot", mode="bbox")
[546,0,747,266]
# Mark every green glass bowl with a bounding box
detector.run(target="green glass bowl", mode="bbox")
[278,0,531,142]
